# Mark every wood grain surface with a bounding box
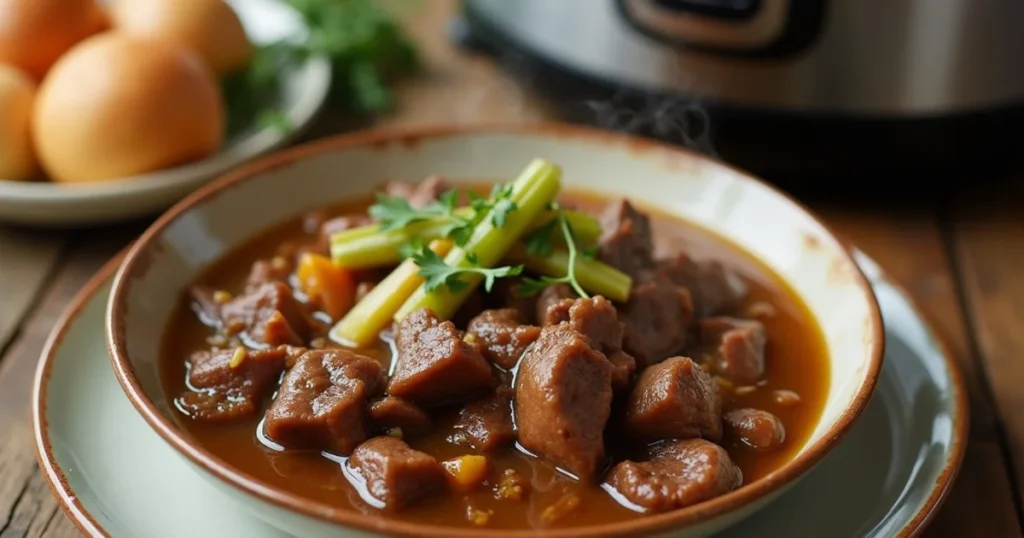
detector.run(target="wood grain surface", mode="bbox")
[0,0,1020,536]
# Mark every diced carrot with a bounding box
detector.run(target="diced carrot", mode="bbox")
[296,252,356,320]
[442,455,491,491]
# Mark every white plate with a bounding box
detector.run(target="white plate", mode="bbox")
[32,250,966,538]
[0,0,331,227]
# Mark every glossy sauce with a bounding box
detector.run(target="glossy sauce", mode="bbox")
[160,188,830,530]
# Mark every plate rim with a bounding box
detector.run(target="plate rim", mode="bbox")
[32,249,967,538]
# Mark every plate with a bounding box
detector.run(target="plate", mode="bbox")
[32,249,966,537]
[0,0,331,227]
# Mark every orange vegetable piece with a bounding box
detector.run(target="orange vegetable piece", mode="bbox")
[296,252,355,320]
[442,455,491,491]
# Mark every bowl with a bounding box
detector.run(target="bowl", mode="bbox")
[106,123,884,538]
[0,0,331,227]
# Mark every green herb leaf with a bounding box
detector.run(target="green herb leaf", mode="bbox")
[487,183,518,227]
[523,218,557,257]
[222,0,419,137]
[517,203,591,299]
[368,193,445,231]
[397,237,425,260]
[517,276,552,298]
[411,245,523,293]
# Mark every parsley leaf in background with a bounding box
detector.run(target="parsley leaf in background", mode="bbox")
[222,0,420,136]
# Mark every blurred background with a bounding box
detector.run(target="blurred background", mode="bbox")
[2,0,1022,226]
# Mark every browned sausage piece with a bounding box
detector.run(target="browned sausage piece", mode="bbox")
[514,324,613,480]
[348,436,448,510]
[388,308,494,406]
[597,199,655,278]
[724,408,786,450]
[656,252,749,317]
[606,438,742,512]
[560,296,636,390]
[368,396,432,436]
[263,349,385,455]
[220,281,314,347]
[177,346,289,421]
[620,272,695,368]
[466,309,541,369]
[624,356,723,442]
[697,317,766,385]
[244,258,293,293]
[452,386,516,453]
[536,284,576,325]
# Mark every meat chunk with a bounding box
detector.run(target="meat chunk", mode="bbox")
[263,349,385,455]
[466,309,542,369]
[368,397,432,436]
[697,317,766,385]
[452,387,516,453]
[487,279,537,324]
[536,284,576,325]
[558,296,635,389]
[624,356,722,442]
[598,199,655,278]
[724,409,785,450]
[514,324,613,480]
[220,282,314,347]
[656,253,748,317]
[348,436,448,510]
[384,175,449,209]
[188,285,226,327]
[245,257,293,293]
[606,439,742,512]
[177,347,289,421]
[389,308,494,406]
[621,273,694,368]
[315,214,372,254]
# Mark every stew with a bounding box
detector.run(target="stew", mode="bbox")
[161,163,829,530]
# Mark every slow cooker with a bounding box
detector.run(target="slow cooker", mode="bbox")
[457,0,1024,184]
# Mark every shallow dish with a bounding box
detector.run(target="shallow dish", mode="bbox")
[106,124,884,537]
[34,250,964,538]
[0,0,331,227]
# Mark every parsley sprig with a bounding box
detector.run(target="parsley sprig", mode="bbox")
[370,185,518,248]
[370,190,476,246]
[223,0,419,135]
[519,203,592,299]
[373,183,524,293]
[411,247,523,293]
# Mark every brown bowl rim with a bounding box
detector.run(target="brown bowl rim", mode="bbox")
[106,122,888,538]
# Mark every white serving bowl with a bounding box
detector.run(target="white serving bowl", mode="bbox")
[107,123,884,538]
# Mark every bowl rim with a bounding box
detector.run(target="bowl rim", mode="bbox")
[105,122,886,538]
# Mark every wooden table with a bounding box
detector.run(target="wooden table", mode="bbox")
[2,1,1022,536]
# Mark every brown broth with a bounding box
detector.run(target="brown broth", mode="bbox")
[160,188,829,530]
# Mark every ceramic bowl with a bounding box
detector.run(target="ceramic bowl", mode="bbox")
[106,124,885,538]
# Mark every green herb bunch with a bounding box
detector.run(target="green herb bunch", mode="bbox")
[223,0,420,135]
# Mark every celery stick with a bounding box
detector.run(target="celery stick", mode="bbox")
[504,244,633,303]
[330,239,453,347]
[394,159,561,321]
[331,209,599,269]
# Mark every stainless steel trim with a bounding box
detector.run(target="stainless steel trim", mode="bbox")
[466,0,1024,116]
[621,0,790,50]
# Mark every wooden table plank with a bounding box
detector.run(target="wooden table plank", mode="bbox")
[0,229,69,358]
[0,226,142,538]
[822,206,1023,537]
[951,181,1024,517]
